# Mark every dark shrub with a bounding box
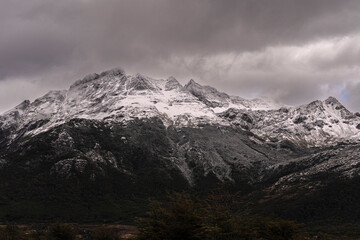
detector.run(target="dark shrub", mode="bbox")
[137,193,204,240]
[48,223,77,240]
[258,219,302,240]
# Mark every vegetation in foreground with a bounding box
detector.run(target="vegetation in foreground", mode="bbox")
[0,191,359,240]
[0,223,136,240]
[137,192,305,240]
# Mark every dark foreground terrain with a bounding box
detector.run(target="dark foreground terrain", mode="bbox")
[0,224,137,240]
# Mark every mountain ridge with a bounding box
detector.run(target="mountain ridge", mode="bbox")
[1,68,359,148]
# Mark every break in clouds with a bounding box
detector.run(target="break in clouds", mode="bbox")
[1,0,360,113]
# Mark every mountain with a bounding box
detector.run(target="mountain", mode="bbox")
[1,68,359,148]
[0,68,360,230]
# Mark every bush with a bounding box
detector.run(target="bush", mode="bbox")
[257,218,302,240]
[136,193,203,240]
[136,192,305,240]
[48,223,77,240]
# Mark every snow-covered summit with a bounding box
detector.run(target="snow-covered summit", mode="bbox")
[1,68,359,147]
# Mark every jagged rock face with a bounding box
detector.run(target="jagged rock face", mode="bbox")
[0,117,297,208]
[269,144,360,191]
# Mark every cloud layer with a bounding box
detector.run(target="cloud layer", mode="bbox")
[1,0,360,112]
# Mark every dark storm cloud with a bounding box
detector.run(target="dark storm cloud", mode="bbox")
[1,0,360,112]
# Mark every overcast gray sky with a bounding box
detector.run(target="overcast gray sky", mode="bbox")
[1,0,360,113]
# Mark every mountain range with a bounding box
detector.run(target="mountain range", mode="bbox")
[2,68,359,148]
[1,68,360,231]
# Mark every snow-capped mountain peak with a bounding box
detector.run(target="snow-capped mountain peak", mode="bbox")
[325,96,342,105]
[165,76,182,91]
[1,68,359,147]
[184,79,230,108]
